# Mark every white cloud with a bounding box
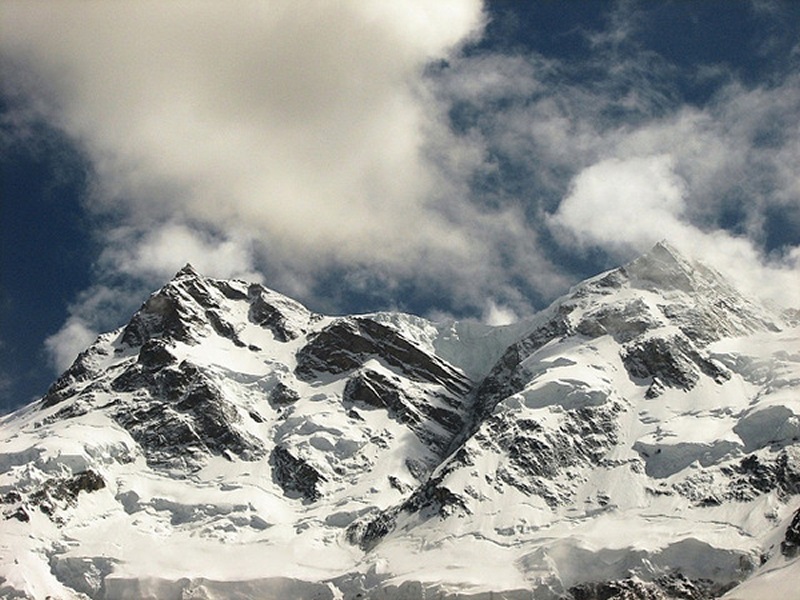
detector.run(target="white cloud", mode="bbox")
[482,300,518,327]
[0,0,486,271]
[101,223,262,283]
[7,1,578,367]
[549,155,687,254]
[549,154,800,307]
[435,26,800,309]
[1,0,579,323]
[3,0,800,382]
[44,317,97,372]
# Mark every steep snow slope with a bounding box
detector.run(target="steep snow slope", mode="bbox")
[1,243,798,600]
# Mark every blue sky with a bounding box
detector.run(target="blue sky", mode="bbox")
[2,0,799,413]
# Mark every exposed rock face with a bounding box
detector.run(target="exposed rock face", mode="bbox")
[470,309,572,424]
[346,506,400,551]
[725,450,800,501]
[120,275,204,347]
[112,361,265,471]
[479,401,622,505]
[247,283,306,342]
[621,333,729,393]
[343,369,464,454]
[295,317,471,395]
[344,370,411,419]
[39,336,115,409]
[569,574,735,600]
[782,507,800,558]
[576,297,660,343]
[269,381,300,406]
[2,470,105,525]
[271,446,327,502]
[120,264,312,351]
[136,339,178,370]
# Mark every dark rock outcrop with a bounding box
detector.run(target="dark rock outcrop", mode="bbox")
[121,284,202,347]
[247,284,304,342]
[473,310,572,420]
[137,339,177,370]
[476,401,622,507]
[271,446,327,502]
[112,361,264,471]
[269,381,301,406]
[346,507,400,551]
[621,334,729,394]
[781,507,800,558]
[576,298,660,343]
[724,450,800,501]
[3,470,105,524]
[40,343,109,409]
[344,370,419,425]
[295,318,470,395]
[569,572,734,600]
[343,369,464,454]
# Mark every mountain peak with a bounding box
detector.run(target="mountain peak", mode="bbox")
[174,262,201,280]
[622,241,706,293]
[564,240,780,349]
[649,239,684,261]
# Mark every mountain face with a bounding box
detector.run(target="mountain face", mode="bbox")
[1,242,799,600]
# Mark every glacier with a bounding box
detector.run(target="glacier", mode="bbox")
[1,242,799,599]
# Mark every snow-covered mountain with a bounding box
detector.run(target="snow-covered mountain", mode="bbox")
[1,242,799,599]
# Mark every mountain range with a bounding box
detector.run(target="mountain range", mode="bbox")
[1,241,799,599]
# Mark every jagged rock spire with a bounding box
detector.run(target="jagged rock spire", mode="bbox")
[174,263,201,279]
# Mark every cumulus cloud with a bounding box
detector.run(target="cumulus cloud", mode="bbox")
[44,317,96,372]
[549,155,687,253]
[0,0,485,268]
[1,0,511,369]
[433,5,800,308]
[550,154,800,305]
[100,223,262,283]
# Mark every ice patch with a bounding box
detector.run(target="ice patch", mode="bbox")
[633,440,742,478]
[102,576,337,600]
[50,555,117,598]
[0,447,43,474]
[149,497,250,526]
[734,405,800,452]
[520,537,754,591]
[518,379,610,410]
